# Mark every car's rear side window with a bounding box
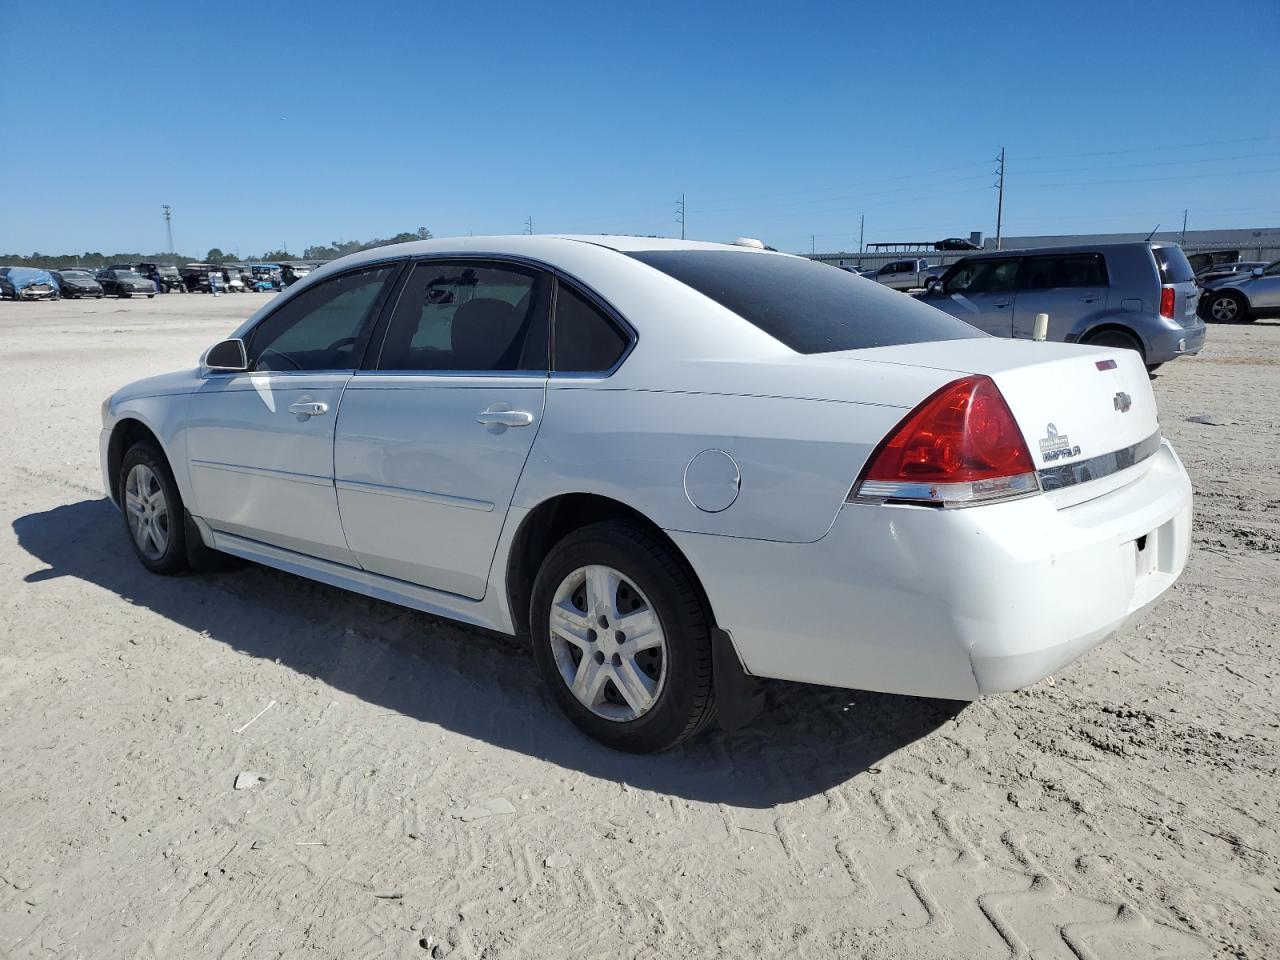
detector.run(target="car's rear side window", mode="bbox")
[1152,246,1195,283]
[629,250,982,354]
[553,284,630,372]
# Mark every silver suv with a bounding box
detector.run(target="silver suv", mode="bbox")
[920,242,1205,370]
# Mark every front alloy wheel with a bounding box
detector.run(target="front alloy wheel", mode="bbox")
[548,564,667,721]
[125,463,170,560]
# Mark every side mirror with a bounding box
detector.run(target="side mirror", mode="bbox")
[203,338,248,372]
[1252,267,1265,278]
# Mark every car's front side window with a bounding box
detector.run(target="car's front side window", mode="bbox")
[944,258,1020,295]
[376,261,548,372]
[248,264,396,372]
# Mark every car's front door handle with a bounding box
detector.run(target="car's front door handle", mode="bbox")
[476,406,534,428]
[288,400,329,418]
[1080,296,1100,303]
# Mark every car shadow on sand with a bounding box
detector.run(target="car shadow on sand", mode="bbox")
[14,499,964,808]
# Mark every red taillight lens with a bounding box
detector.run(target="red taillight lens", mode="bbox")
[851,375,1039,507]
[1159,285,1175,319]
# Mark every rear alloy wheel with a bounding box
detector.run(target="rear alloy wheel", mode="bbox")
[1205,291,1247,323]
[530,521,715,752]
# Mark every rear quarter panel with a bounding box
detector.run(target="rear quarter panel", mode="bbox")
[515,384,908,543]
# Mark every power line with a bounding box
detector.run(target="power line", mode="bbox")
[1016,166,1280,189]
[1016,150,1280,176]
[1016,134,1280,162]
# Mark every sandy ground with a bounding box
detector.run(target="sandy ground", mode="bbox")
[0,292,1276,960]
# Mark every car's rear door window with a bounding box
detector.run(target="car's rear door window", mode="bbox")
[376,261,548,372]
[1021,253,1108,289]
[629,250,983,354]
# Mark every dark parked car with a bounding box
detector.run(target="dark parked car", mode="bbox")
[52,269,104,298]
[935,237,982,251]
[0,267,59,301]
[97,268,157,298]
[136,262,185,293]
[180,263,227,293]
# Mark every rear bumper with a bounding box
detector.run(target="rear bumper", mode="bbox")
[671,440,1192,701]
[1146,317,1206,363]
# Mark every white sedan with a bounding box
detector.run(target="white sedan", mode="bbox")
[100,236,1192,752]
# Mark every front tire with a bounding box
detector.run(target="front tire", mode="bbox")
[1204,290,1249,323]
[530,521,715,753]
[119,442,190,575]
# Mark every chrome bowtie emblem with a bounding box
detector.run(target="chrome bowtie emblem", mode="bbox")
[1113,391,1132,413]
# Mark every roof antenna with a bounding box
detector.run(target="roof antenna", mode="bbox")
[1144,223,1161,241]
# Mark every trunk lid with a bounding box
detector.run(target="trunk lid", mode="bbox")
[833,338,1160,504]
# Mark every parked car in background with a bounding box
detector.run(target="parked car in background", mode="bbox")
[873,258,943,290]
[99,235,1192,752]
[1194,260,1269,286]
[1199,261,1280,323]
[136,263,185,293]
[51,269,104,298]
[97,268,157,298]
[1187,250,1240,274]
[920,242,1204,372]
[935,237,981,251]
[0,267,60,301]
[281,262,312,286]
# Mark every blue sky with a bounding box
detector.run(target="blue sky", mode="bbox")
[3,0,1278,256]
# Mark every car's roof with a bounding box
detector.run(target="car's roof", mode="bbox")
[955,241,1159,260]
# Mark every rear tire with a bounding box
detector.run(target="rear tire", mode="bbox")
[119,442,190,576]
[1203,290,1247,323]
[1083,328,1145,362]
[529,521,716,753]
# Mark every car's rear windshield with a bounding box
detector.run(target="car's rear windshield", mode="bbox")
[628,250,983,354]
[1152,245,1195,284]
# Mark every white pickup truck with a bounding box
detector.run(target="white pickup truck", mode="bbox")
[871,258,945,291]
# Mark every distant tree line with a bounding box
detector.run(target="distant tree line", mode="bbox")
[2,227,434,270]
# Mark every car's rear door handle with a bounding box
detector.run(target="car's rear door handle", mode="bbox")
[476,406,534,428]
[1080,296,1100,303]
[288,400,329,417]
[994,299,1011,308]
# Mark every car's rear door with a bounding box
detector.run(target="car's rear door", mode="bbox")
[184,263,400,565]
[934,257,1021,336]
[333,259,551,600]
[1012,252,1109,341]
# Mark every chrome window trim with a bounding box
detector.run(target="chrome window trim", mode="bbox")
[1037,430,1162,491]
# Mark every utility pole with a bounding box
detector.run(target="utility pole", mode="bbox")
[810,235,816,254]
[858,214,865,255]
[162,203,174,253]
[994,147,1006,251]
[676,193,686,240]
[524,215,533,235]
[1180,209,1188,246]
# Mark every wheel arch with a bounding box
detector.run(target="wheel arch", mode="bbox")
[503,492,717,637]
[106,417,168,506]
[1077,321,1148,360]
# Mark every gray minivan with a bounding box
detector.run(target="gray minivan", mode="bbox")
[920,242,1205,370]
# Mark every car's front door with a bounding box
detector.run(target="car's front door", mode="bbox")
[1246,261,1280,310]
[184,263,399,564]
[1012,252,1109,341]
[934,257,1021,336]
[333,260,551,599]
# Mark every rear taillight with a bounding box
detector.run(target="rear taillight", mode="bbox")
[1159,285,1175,319]
[850,375,1039,507]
